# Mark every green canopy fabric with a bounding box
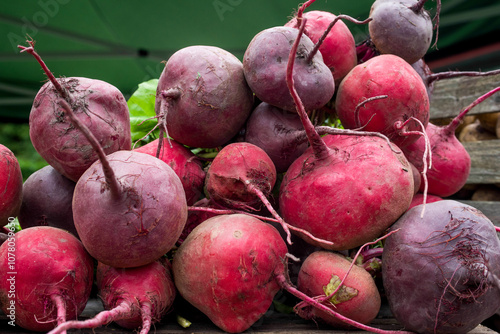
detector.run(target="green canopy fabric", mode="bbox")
[1,0,499,122]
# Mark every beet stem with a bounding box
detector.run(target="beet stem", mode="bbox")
[18,40,70,101]
[446,86,500,134]
[410,0,428,13]
[394,117,431,217]
[58,99,122,200]
[156,89,181,157]
[47,300,133,334]
[275,272,413,334]
[188,205,280,224]
[295,0,316,24]
[287,17,330,160]
[306,15,372,63]
[427,69,500,86]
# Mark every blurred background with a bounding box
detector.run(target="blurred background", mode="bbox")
[1,0,500,178]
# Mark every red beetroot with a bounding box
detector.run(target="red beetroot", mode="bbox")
[172,213,407,334]
[0,226,94,332]
[0,144,23,225]
[409,192,442,209]
[296,251,381,328]
[279,17,414,251]
[402,86,500,197]
[134,138,206,205]
[205,142,276,211]
[335,54,430,149]
[48,259,176,334]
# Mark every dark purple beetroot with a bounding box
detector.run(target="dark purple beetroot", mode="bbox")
[243,26,335,112]
[18,165,78,238]
[368,0,436,64]
[155,45,254,149]
[19,42,131,182]
[383,200,500,334]
[244,102,309,173]
[284,10,359,85]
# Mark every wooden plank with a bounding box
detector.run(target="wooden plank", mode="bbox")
[464,139,500,184]
[429,72,500,119]
[0,311,498,334]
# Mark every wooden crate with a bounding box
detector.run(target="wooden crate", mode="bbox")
[429,72,500,228]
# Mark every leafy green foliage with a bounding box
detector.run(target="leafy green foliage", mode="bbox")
[127,79,160,147]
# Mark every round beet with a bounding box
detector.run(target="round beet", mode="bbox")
[73,150,188,268]
[134,138,206,205]
[383,200,500,333]
[335,54,430,149]
[244,102,309,173]
[155,45,254,148]
[205,142,276,211]
[18,165,78,238]
[243,26,335,112]
[297,251,381,328]
[19,42,131,182]
[284,10,358,84]
[47,259,176,334]
[0,144,23,225]
[0,226,94,332]
[368,0,434,64]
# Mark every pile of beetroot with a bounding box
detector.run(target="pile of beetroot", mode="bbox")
[1,0,500,333]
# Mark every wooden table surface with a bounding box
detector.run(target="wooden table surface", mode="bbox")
[0,298,498,334]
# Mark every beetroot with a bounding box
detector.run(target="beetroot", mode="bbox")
[284,10,358,84]
[368,0,440,64]
[55,98,187,268]
[296,251,381,328]
[243,25,334,112]
[205,142,277,211]
[402,86,500,197]
[19,40,131,182]
[0,144,23,225]
[277,17,414,251]
[18,165,78,238]
[0,226,94,332]
[172,213,402,334]
[244,102,309,173]
[134,138,206,205]
[48,259,176,334]
[155,45,254,148]
[172,214,288,333]
[280,134,414,250]
[382,200,500,333]
[335,54,430,149]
